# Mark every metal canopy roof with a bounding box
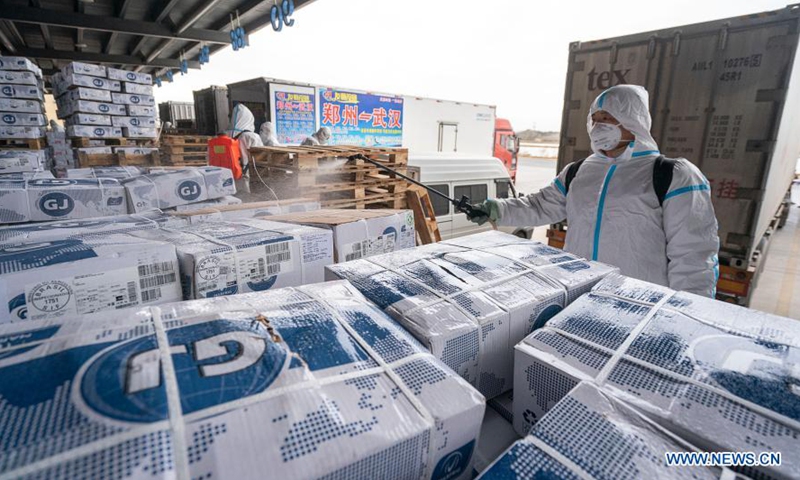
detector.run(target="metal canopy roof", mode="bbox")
[0,0,316,82]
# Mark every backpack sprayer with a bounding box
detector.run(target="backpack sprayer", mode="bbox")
[347,154,494,227]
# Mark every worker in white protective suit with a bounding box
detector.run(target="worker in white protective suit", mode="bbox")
[470,85,719,297]
[301,126,331,146]
[259,121,280,146]
[229,104,263,196]
[49,119,64,132]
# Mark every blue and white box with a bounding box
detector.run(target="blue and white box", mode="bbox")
[513,273,800,479]
[64,113,112,126]
[0,280,484,479]
[327,231,618,399]
[58,100,126,117]
[114,146,159,155]
[0,177,128,223]
[107,66,152,84]
[112,115,157,128]
[0,149,46,173]
[172,195,242,212]
[122,82,154,95]
[0,70,37,86]
[169,198,321,224]
[66,125,123,138]
[0,98,42,113]
[122,126,158,138]
[127,104,156,116]
[59,73,121,92]
[0,112,45,126]
[67,165,144,180]
[132,219,331,299]
[122,166,236,212]
[480,382,741,480]
[111,92,155,106]
[0,234,181,323]
[0,170,53,180]
[75,146,113,154]
[0,56,43,77]
[61,61,106,77]
[59,86,113,102]
[0,85,43,101]
[0,125,45,139]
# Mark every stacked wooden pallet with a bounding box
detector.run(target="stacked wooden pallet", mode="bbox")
[248,145,408,209]
[72,137,160,168]
[160,135,209,166]
[0,138,47,150]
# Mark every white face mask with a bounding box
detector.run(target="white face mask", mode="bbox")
[589,122,623,152]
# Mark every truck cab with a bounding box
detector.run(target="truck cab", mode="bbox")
[408,153,532,240]
[494,118,519,181]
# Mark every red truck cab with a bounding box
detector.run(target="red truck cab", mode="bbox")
[494,118,519,181]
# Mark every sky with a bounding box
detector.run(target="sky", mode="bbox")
[154,0,789,132]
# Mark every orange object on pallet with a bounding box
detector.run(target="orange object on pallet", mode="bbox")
[207,134,242,179]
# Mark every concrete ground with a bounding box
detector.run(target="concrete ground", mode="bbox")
[514,156,800,318]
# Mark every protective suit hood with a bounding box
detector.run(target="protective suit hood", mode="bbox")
[230,104,255,136]
[259,121,279,146]
[587,85,659,158]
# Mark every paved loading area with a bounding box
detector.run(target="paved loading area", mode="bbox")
[750,183,800,319]
[517,157,800,318]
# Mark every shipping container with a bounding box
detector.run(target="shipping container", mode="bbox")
[193,85,230,136]
[158,100,195,125]
[554,4,800,304]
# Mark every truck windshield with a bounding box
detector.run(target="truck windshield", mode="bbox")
[507,136,518,153]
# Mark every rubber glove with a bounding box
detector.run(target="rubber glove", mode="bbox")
[467,199,501,226]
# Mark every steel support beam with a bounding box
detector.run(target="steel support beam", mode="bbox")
[16,47,201,69]
[0,4,230,44]
[130,0,183,57]
[3,21,25,46]
[104,0,136,54]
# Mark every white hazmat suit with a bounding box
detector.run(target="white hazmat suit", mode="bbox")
[259,121,280,146]
[229,104,263,195]
[301,126,331,146]
[493,85,719,296]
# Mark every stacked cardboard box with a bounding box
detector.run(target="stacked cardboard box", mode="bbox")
[513,273,800,479]
[327,231,618,399]
[121,166,236,211]
[0,177,128,223]
[0,57,48,175]
[166,198,321,224]
[0,281,484,480]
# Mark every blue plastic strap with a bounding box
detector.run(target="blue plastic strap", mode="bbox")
[663,184,709,201]
[554,178,566,196]
[592,164,617,261]
[631,149,659,158]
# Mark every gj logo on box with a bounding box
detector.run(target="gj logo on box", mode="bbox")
[99,104,109,113]
[178,180,202,201]
[94,127,105,136]
[2,114,15,124]
[130,118,140,126]
[126,72,136,81]
[1,86,12,96]
[78,320,287,423]
[92,78,104,87]
[130,96,140,104]
[39,192,75,217]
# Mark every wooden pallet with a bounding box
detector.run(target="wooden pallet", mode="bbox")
[71,137,158,148]
[161,144,206,154]
[161,135,211,145]
[406,188,441,244]
[77,151,161,168]
[0,137,47,149]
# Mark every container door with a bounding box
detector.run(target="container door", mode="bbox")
[438,122,458,152]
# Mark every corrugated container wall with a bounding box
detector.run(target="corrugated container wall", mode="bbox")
[194,86,230,136]
[158,101,195,124]
[558,5,800,265]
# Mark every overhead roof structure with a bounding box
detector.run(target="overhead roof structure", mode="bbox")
[0,0,316,82]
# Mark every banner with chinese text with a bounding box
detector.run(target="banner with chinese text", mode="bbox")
[270,84,316,145]
[319,88,403,146]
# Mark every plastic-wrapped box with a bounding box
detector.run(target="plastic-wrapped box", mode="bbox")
[132,219,332,298]
[480,382,742,480]
[66,165,143,180]
[0,233,181,323]
[0,56,43,77]
[0,281,484,480]
[167,198,321,224]
[64,113,112,126]
[58,86,113,102]
[57,100,127,117]
[267,209,416,262]
[59,73,121,92]
[327,231,618,399]
[0,98,42,113]
[172,195,242,211]
[66,125,123,138]
[513,273,800,479]
[122,82,154,95]
[107,67,152,84]
[0,85,43,101]
[112,115,157,128]
[0,170,53,180]
[0,70,38,85]
[0,177,127,223]
[122,126,158,138]
[0,125,45,139]
[122,166,236,212]
[127,104,156,116]
[75,146,113,154]
[0,149,46,173]
[0,113,45,126]
[113,146,159,155]
[111,92,155,105]
[61,61,107,77]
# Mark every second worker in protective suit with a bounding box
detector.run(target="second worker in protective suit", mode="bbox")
[301,127,331,146]
[229,104,263,196]
[470,85,719,297]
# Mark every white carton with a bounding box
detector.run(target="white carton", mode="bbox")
[0,85,43,101]
[122,82,154,95]
[0,70,38,85]
[75,146,113,154]
[112,116,157,128]
[512,273,800,479]
[327,231,618,399]
[0,149,46,173]
[113,146,159,155]
[66,125,123,138]
[0,113,45,126]
[0,234,181,323]
[168,198,321,224]
[0,281,484,480]
[480,383,740,480]
[59,86,112,102]
[67,165,143,180]
[132,220,330,299]
[122,166,236,212]
[107,67,152,84]
[61,61,106,77]
[172,195,242,212]
[0,56,43,77]
[122,126,158,138]
[0,210,186,243]
[0,98,42,113]
[64,113,112,126]
[0,171,53,180]
[0,177,128,223]
[127,104,156,116]
[57,100,126,117]
[59,73,120,92]
[111,92,155,105]
[267,209,416,262]
[0,126,45,139]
